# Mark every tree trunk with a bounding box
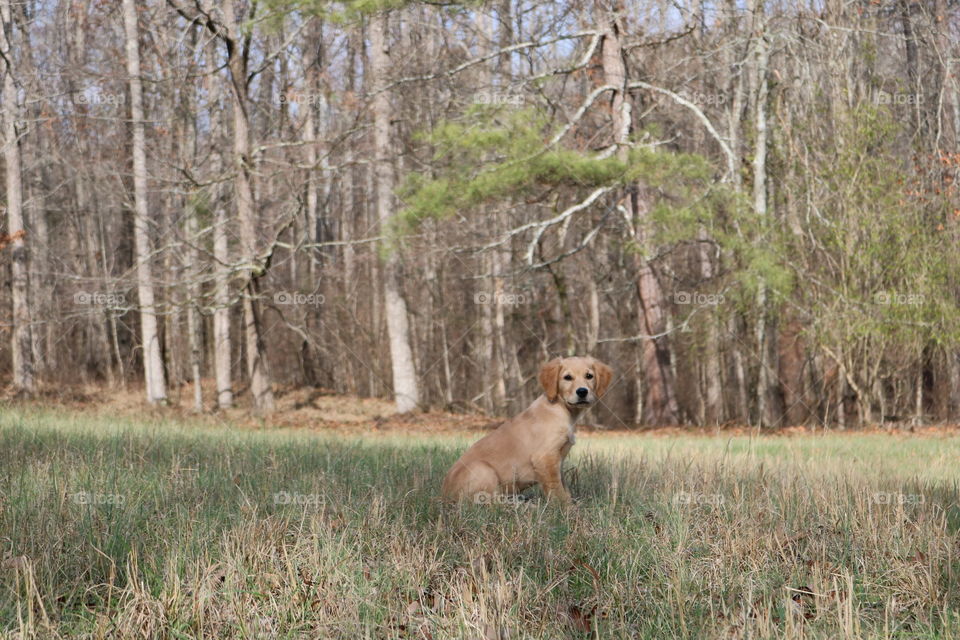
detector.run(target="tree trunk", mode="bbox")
[478,252,495,411]
[223,0,274,412]
[750,6,779,427]
[19,12,49,375]
[946,350,960,421]
[600,6,678,425]
[186,262,203,411]
[699,228,722,425]
[122,0,167,404]
[213,200,233,409]
[633,237,680,425]
[475,11,496,407]
[200,45,233,410]
[76,176,115,385]
[899,0,921,134]
[302,22,320,282]
[1,0,33,393]
[370,12,419,413]
[492,0,515,412]
[178,25,203,412]
[778,319,808,426]
[28,162,51,375]
[299,18,326,386]
[184,186,203,412]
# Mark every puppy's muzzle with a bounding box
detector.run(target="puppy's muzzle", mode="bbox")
[567,387,594,406]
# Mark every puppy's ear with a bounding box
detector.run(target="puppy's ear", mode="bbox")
[539,358,563,402]
[592,359,613,398]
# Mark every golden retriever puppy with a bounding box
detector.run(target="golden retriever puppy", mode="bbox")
[442,356,613,504]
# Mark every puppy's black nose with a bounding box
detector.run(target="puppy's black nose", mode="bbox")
[576,387,589,399]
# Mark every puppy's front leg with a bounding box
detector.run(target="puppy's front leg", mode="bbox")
[532,453,572,504]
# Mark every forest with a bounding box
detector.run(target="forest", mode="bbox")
[1,0,958,428]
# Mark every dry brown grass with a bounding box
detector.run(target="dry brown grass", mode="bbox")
[0,405,958,639]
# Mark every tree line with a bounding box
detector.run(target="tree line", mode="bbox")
[1,0,958,427]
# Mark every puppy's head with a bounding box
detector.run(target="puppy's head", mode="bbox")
[539,356,613,409]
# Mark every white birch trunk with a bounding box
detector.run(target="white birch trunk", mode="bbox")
[122,0,167,404]
[370,12,419,413]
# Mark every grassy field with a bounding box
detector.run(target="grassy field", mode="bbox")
[0,409,958,639]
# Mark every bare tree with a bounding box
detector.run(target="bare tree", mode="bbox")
[206,43,234,410]
[750,0,775,426]
[600,3,679,424]
[221,0,275,412]
[370,11,420,413]
[169,0,275,411]
[1,0,33,393]
[122,0,168,404]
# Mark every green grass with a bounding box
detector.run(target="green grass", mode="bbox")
[1,408,958,639]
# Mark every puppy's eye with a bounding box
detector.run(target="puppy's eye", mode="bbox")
[585,373,594,380]
[563,374,573,381]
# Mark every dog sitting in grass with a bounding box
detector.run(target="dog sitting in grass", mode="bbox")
[442,356,612,504]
